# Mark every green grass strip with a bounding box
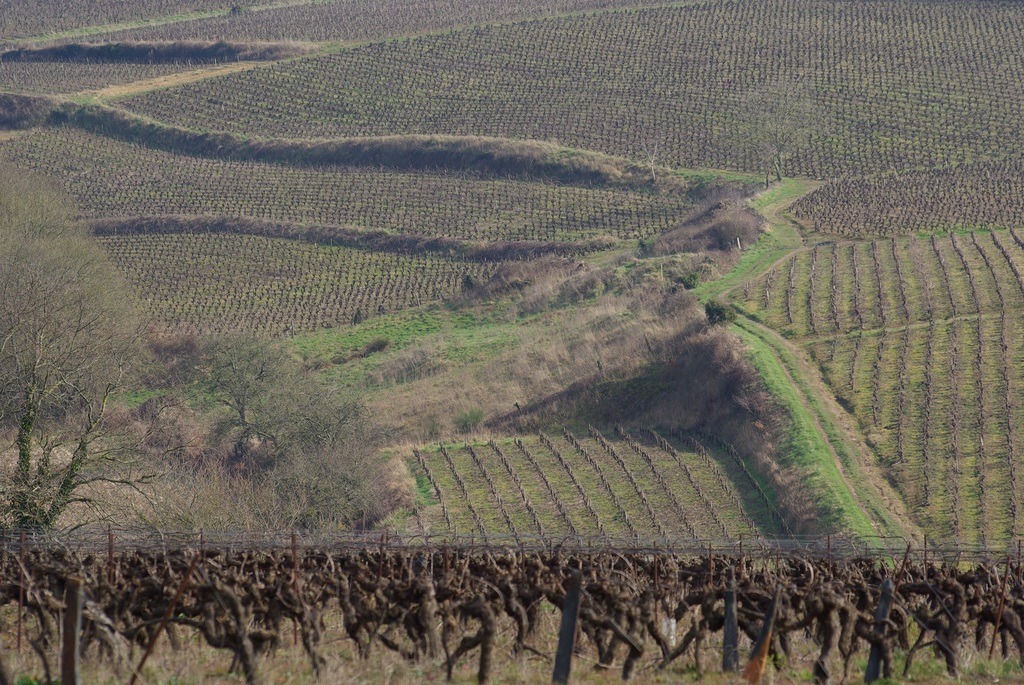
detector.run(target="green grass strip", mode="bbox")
[693,179,806,302]
[731,320,877,536]
[734,316,909,540]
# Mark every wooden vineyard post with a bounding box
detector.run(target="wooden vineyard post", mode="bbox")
[723,566,740,672]
[742,585,780,685]
[61,576,83,685]
[864,579,894,683]
[552,569,582,684]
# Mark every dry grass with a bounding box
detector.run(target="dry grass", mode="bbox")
[365,287,687,442]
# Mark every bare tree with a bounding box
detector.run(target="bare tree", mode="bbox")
[731,79,825,184]
[641,140,660,184]
[0,170,144,528]
[203,335,411,529]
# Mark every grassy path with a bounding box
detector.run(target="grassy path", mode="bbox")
[76,62,271,102]
[706,179,915,540]
[694,179,811,302]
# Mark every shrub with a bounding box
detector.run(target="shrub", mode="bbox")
[454,408,485,434]
[679,271,701,289]
[704,300,736,325]
[363,336,391,355]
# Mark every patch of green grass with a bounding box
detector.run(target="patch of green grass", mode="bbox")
[733,317,907,539]
[114,388,165,409]
[732,320,876,537]
[411,469,435,505]
[291,307,447,362]
[289,302,525,387]
[674,167,759,184]
[694,179,808,302]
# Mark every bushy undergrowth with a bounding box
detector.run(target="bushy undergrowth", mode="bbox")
[0,40,309,64]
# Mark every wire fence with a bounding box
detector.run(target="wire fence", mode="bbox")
[2,527,1021,564]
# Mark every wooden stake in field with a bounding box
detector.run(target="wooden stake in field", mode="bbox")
[743,585,781,684]
[552,569,582,684]
[61,576,83,685]
[723,566,740,672]
[865,579,894,683]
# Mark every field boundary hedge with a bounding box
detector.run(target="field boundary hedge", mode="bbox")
[0,99,697,191]
[0,40,310,64]
[89,214,618,260]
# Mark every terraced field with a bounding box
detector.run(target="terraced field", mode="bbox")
[1,128,688,243]
[6,0,1024,545]
[0,0,240,42]
[412,428,789,540]
[120,0,1024,179]
[99,232,498,334]
[0,61,194,94]
[732,229,1024,544]
[86,0,664,45]
[792,161,1024,237]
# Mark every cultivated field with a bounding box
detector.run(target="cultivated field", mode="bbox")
[3,128,693,243]
[86,0,667,45]
[793,161,1024,237]
[4,0,1024,549]
[2,537,1021,685]
[411,428,789,540]
[733,229,1024,545]
[0,61,193,94]
[118,0,1024,179]
[0,0,244,42]
[99,232,498,334]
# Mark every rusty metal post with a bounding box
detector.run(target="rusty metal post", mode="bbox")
[708,542,714,587]
[893,543,911,595]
